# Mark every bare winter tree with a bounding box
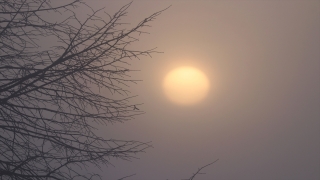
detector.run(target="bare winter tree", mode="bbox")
[0,0,166,179]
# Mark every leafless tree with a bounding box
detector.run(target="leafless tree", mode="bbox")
[0,0,166,179]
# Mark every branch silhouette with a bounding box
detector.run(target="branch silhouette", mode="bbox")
[182,159,219,180]
[0,1,166,179]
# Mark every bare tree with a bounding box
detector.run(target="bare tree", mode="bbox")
[0,0,165,179]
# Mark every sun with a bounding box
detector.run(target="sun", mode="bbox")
[163,66,210,105]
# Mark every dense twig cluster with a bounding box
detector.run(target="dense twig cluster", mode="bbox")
[0,0,164,179]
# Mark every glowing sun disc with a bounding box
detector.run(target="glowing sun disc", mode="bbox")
[163,66,210,105]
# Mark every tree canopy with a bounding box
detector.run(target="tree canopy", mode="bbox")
[0,1,164,179]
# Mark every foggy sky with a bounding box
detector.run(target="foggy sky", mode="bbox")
[85,0,320,179]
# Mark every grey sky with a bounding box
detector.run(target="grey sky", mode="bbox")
[82,0,320,179]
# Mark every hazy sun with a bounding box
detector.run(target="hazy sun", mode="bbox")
[163,66,210,105]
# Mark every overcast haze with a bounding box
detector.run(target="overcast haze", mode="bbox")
[81,0,320,179]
